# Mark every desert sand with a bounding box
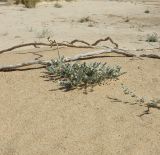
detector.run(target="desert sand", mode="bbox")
[0,0,160,155]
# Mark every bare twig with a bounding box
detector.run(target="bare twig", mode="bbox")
[0,42,93,54]
[0,37,159,56]
[91,37,119,48]
[55,40,61,59]
[0,60,51,71]
[0,42,51,54]
[0,37,118,54]
[70,39,91,46]
[140,54,160,59]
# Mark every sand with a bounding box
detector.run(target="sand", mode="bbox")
[0,0,160,155]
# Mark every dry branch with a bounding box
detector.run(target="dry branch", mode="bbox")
[0,48,130,71]
[0,37,118,54]
[0,42,93,54]
[0,48,133,71]
[140,54,160,59]
[91,37,119,48]
[0,42,50,54]
[70,39,91,46]
[0,37,160,71]
[1,46,160,71]
[0,60,51,71]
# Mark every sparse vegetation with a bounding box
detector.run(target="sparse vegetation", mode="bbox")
[78,16,92,23]
[144,9,150,13]
[13,0,74,8]
[146,33,158,42]
[46,57,122,90]
[2,32,8,36]
[15,0,40,8]
[124,17,129,22]
[54,2,62,8]
[88,23,94,27]
[36,29,52,38]
[65,0,74,2]
[28,27,33,32]
[121,84,160,114]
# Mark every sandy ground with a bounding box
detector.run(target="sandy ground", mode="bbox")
[0,0,160,155]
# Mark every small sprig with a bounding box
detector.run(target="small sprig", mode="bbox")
[121,84,160,115]
[121,84,145,104]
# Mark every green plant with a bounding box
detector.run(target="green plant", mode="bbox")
[15,0,39,8]
[46,57,122,90]
[144,9,150,13]
[124,17,129,22]
[88,23,94,27]
[36,29,52,38]
[54,2,62,8]
[78,16,92,23]
[121,84,145,104]
[65,0,74,2]
[28,27,33,32]
[121,84,160,113]
[146,33,158,42]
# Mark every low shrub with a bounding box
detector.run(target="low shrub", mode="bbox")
[54,2,62,8]
[15,0,39,8]
[46,57,122,90]
[146,33,158,42]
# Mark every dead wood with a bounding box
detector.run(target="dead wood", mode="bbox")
[1,46,160,71]
[0,37,160,71]
[91,37,119,48]
[0,60,51,71]
[0,48,133,71]
[0,37,118,54]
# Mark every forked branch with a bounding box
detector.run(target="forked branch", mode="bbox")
[0,37,118,54]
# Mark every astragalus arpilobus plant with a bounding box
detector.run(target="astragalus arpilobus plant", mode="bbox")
[46,57,122,90]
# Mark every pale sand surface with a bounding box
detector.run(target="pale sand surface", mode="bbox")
[0,0,160,155]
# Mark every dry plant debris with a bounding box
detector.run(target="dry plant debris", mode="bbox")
[0,37,160,71]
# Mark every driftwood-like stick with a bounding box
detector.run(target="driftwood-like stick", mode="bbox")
[0,60,51,71]
[0,47,160,71]
[0,37,118,54]
[140,54,160,59]
[91,37,119,48]
[70,39,91,46]
[0,43,50,54]
[65,48,135,61]
[0,48,133,71]
[0,42,93,54]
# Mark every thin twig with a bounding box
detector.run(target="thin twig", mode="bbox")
[0,60,51,71]
[70,39,91,46]
[55,40,60,59]
[0,42,51,54]
[0,37,118,54]
[91,37,119,48]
